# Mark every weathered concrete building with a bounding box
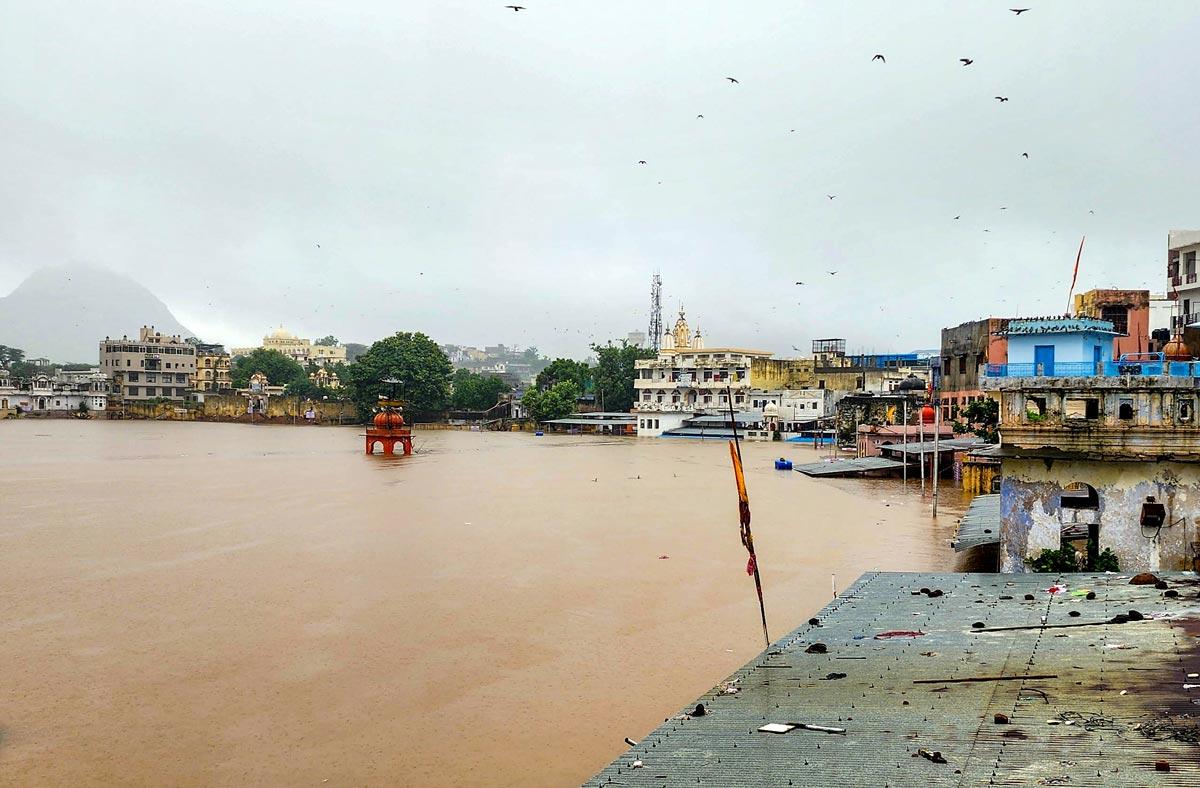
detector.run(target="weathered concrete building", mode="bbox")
[1072,288,1151,358]
[985,370,1200,573]
[938,317,1011,420]
[100,326,196,402]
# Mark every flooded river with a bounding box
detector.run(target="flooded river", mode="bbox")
[0,421,968,786]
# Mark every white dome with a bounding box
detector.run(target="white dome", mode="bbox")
[763,402,780,416]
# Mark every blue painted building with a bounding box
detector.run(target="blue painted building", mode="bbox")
[996,317,1119,377]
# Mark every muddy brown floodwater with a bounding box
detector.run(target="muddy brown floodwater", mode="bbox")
[0,421,969,786]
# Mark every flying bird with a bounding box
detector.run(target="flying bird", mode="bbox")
[828,271,838,275]
[726,76,739,84]
[960,58,974,66]
[505,5,525,10]
[827,194,836,200]
[1010,8,1029,14]
[696,114,704,118]
[995,96,1009,102]
[637,160,647,165]
[1021,152,1029,158]
[872,54,885,63]
[953,215,960,220]
[795,281,805,285]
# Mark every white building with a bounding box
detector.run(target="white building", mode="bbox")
[100,326,197,402]
[1168,230,1200,329]
[748,389,833,431]
[634,310,772,437]
[0,369,108,415]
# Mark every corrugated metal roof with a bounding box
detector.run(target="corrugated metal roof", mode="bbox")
[879,437,985,456]
[546,416,637,425]
[793,456,905,476]
[585,571,1200,787]
[952,494,1001,551]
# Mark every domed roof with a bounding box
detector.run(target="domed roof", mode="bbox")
[269,325,296,339]
[763,402,780,416]
[897,374,925,391]
[1164,334,1191,362]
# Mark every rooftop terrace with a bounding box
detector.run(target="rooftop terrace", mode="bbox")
[586,571,1200,787]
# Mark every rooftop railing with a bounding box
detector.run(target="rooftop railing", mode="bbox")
[985,353,1200,379]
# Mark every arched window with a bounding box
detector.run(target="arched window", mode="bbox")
[1118,402,1134,421]
[1061,482,1099,510]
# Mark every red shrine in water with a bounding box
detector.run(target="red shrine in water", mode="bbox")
[366,378,413,455]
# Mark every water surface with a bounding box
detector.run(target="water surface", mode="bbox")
[0,421,966,786]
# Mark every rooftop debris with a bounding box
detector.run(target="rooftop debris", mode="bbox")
[585,571,1200,787]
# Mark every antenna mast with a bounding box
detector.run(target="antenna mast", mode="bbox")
[648,273,663,352]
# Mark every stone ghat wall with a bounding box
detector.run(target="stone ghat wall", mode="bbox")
[121,396,359,423]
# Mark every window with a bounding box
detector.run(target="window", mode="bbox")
[1180,398,1195,423]
[1101,305,1129,336]
[942,357,950,375]
[1118,400,1134,420]
[1061,482,1099,510]
[1064,397,1099,420]
[958,355,967,374]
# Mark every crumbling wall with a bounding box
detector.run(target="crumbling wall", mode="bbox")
[1000,458,1199,572]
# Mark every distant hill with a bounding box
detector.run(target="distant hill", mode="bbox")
[0,266,193,363]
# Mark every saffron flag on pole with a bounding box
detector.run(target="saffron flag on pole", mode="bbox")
[1066,235,1086,314]
[729,440,769,645]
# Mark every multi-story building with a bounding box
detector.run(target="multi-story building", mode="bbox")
[0,369,108,415]
[983,326,1200,573]
[1168,230,1200,329]
[634,310,771,437]
[939,317,1013,421]
[232,327,347,366]
[195,343,232,393]
[100,326,196,402]
[1072,289,1151,358]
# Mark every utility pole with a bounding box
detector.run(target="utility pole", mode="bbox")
[902,400,908,485]
[919,404,926,494]
[933,397,941,517]
[648,273,663,353]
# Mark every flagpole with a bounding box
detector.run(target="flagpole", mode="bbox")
[727,385,769,647]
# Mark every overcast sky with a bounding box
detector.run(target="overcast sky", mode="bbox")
[2,1,1199,357]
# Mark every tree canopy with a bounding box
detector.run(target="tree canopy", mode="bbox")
[346,332,452,416]
[590,341,656,412]
[522,380,580,422]
[314,335,339,347]
[0,345,26,367]
[535,357,592,392]
[231,348,307,389]
[450,368,511,411]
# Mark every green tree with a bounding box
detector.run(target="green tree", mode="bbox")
[536,358,592,392]
[231,349,307,389]
[284,378,321,399]
[0,345,26,366]
[522,380,580,422]
[315,335,339,347]
[451,368,511,411]
[346,332,453,417]
[590,341,656,412]
[962,398,1000,443]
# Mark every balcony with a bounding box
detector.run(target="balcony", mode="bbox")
[1172,275,1183,287]
[1190,273,1198,284]
[1172,313,1200,330]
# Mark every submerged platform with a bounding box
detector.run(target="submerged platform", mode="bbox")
[585,571,1200,787]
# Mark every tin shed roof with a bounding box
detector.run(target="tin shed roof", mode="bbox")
[585,570,1200,787]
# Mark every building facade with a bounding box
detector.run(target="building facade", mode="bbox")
[939,317,1012,421]
[1168,230,1200,329]
[633,310,772,437]
[1072,289,1151,358]
[100,326,196,402]
[195,343,232,393]
[985,368,1200,574]
[0,369,108,415]
[1000,317,1117,377]
[232,327,347,366]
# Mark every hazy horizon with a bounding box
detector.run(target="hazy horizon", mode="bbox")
[3,2,1199,358]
